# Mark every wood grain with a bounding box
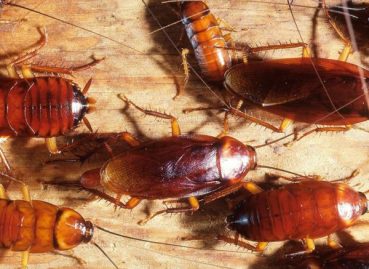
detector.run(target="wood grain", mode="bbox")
[0,0,369,268]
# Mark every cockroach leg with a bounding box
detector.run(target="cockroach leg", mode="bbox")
[243,182,263,194]
[0,139,11,172]
[203,182,245,205]
[217,111,229,138]
[6,64,19,78]
[321,0,353,61]
[9,27,47,66]
[216,234,258,252]
[138,196,200,225]
[21,251,29,269]
[305,238,316,253]
[203,181,262,206]
[178,48,190,99]
[338,44,353,62]
[119,94,181,136]
[322,0,352,59]
[125,197,141,209]
[120,132,141,147]
[285,125,351,146]
[256,242,268,252]
[0,184,8,199]
[45,137,61,155]
[279,118,294,132]
[327,234,342,249]
[18,56,103,76]
[20,65,34,78]
[226,106,284,133]
[82,188,137,209]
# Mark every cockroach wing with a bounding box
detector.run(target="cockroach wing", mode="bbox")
[101,135,224,199]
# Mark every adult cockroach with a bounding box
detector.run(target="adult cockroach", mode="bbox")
[0,28,101,155]
[218,3,369,143]
[221,179,368,254]
[49,95,306,226]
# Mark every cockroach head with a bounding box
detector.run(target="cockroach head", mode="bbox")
[72,85,92,125]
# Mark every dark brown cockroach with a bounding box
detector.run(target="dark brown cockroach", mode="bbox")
[0,28,100,155]
[278,241,369,269]
[222,180,368,254]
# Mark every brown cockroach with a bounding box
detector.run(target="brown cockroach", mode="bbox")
[48,95,306,226]
[221,179,368,254]
[0,28,101,156]
[180,1,238,82]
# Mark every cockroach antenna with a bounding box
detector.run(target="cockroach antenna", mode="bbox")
[92,242,119,269]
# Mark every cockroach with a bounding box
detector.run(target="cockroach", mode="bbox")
[50,95,301,225]
[217,2,369,141]
[180,1,238,82]
[278,241,369,269]
[222,180,368,254]
[0,28,101,155]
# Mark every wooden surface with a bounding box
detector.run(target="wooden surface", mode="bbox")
[1,0,369,268]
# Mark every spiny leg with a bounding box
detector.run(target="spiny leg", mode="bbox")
[203,181,262,208]
[84,188,141,209]
[138,196,199,225]
[119,94,181,136]
[322,0,352,62]
[45,137,60,155]
[216,234,267,252]
[18,56,104,76]
[9,27,47,67]
[177,48,190,100]
[120,132,141,147]
[0,184,8,199]
[286,125,351,146]
[0,173,32,202]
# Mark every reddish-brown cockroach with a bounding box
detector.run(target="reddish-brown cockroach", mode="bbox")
[0,28,101,155]
[222,180,368,254]
[279,241,369,269]
[50,95,300,225]
[180,1,238,82]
